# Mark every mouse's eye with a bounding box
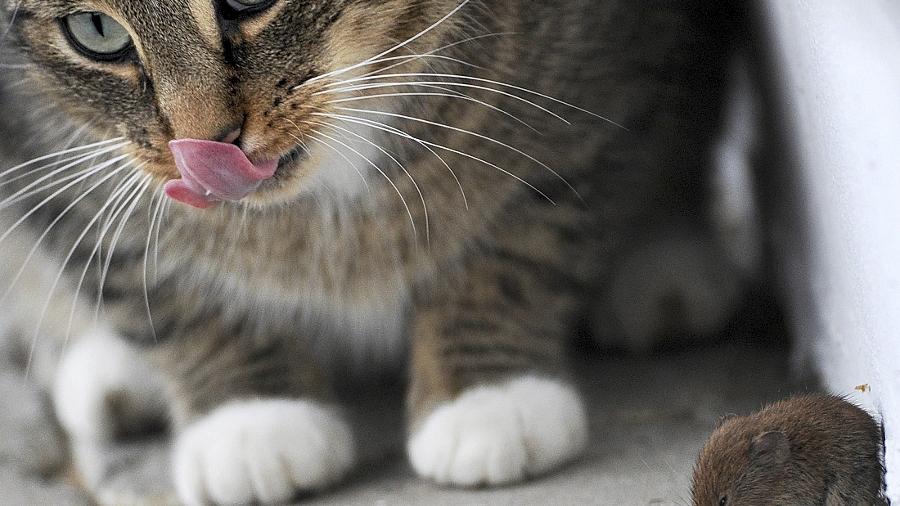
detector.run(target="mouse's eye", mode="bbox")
[719,496,728,506]
[62,12,133,62]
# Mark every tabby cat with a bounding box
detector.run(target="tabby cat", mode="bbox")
[0,0,735,503]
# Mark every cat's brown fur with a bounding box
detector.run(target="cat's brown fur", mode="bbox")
[1,0,737,501]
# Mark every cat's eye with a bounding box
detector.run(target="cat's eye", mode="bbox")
[222,0,278,17]
[719,496,728,506]
[62,12,133,62]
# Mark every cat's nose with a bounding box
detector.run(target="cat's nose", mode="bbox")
[215,127,242,146]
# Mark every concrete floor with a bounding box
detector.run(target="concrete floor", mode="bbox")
[0,336,808,506]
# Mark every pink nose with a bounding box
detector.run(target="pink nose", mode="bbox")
[165,139,279,209]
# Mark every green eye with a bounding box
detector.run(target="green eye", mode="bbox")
[63,12,133,61]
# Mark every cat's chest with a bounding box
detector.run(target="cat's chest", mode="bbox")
[166,211,418,363]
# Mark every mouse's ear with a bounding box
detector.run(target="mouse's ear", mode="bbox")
[750,431,790,466]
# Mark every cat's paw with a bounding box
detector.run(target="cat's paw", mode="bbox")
[53,328,167,442]
[408,376,588,487]
[172,398,355,505]
[597,231,743,351]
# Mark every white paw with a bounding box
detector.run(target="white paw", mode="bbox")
[173,398,356,505]
[53,327,166,442]
[408,376,588,487]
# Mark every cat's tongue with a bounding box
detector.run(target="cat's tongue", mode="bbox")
[165,139,278,209]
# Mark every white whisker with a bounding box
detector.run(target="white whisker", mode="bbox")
[61,168,145,346]
[315,112,554,204]
[325,88,540,134]
[26,167,142,377]
[95,173,152,320]
[285,119,370,193]
[0,138,126,181]
[302,133,371,194]
[0,161,135,306]
[304,126,418,240]
[302,0,472,87]
[143,186,166,340]
[321,72,626,129]
[0,154,131,247]
[0,145,119,190]
[320,111,469,210]
[357,32,519,80]
[336,107,581,202]
[321,79,570,125]
[310,119,431,243]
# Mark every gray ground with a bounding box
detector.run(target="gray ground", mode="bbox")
[0,340,805,506]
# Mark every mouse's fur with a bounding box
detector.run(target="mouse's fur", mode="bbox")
[692,394,887,506]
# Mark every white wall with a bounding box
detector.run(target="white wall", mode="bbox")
[762,1,900,498]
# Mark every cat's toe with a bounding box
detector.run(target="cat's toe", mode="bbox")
[172,398,355,505]
[408,376,587,487]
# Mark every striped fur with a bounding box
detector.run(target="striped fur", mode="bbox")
[0,0,737,497]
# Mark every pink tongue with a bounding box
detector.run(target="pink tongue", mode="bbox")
[165,139,278,209]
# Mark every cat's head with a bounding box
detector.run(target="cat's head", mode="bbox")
[1,0,464,207]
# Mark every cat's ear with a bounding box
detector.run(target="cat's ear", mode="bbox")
[749,431,790,466]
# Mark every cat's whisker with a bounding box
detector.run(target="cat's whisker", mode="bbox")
[302,132,370,194]
[95,173,152,320]
[0,138,126,181]
[318,110,469,210]
[334,106,582,203]
[309,119,431,244]
[332,53,481,81]
[320,79,570,125]
[315,111,553,205]
[300,125,418,240]
[325,89,540,134]
[0,155,129,215]
[322,72,627,129]
[0,145,119,190]
[301,0,472,87]
[0,154,131,249]
[154,197,173,281]
[0,0,24,41]
[61,168,145,356]
[26,165,142,378]
[0,161,135,307]
[356,32,519,81]
[142,185,166,343]
[285,120,370,194]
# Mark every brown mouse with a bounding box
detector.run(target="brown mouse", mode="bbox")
[692,394,887,506]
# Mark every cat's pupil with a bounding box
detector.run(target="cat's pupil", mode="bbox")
[90,14,105,37]
[719,496,728,506]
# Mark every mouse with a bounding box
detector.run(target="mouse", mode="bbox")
[692,394,887,506]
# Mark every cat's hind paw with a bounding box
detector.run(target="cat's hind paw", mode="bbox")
[408,376,588,487]
[172,398,355,505]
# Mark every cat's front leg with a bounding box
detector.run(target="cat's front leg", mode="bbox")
[154,316,355,505]
[406,252,589,487]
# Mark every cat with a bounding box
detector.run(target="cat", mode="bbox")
[0,0,738,503]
